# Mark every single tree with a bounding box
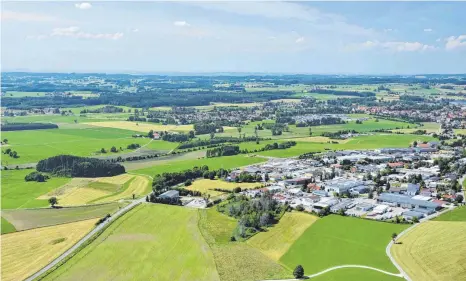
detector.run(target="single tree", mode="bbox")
[49,197,58,207]
[101,148,107,153]
[309,127,313,136]
[237,127,242,138]
[3,138,8,144]
[293,265,305,279]
[111,146,118,153]
[391,232,398,243]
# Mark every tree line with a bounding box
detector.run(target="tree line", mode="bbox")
[36,155,126,177]
[1,123,58,131]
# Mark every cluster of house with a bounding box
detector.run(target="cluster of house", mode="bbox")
[227,145,464,222]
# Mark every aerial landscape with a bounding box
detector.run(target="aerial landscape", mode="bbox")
[1,1,466,281]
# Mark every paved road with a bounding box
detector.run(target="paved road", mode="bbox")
[25,198,146,281]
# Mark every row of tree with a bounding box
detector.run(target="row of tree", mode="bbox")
[36,155,126,177]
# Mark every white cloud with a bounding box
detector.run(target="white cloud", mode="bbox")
[384,28,393,32]
[1,10,57,22]
[424,28,433,32]
[445,35,466,50]
[295,37,305,44]
[132,28,139,33]
[436,38,441,42]
[50,26,123,40]
[348,40,436,52]
[75,3,92,10]
[174,21,190,27]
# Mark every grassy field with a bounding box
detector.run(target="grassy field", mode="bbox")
[0,127,168,164]
[187,179,262,198]
[1,169,71,209]
[2,91,49,97]
[308,267,403,281]
[133,155,266,177]
[43,204,219,281]
[198,208,290,281]
[280,215,408,274]
[85,121,194,133]
[1,217,16,234]
[454,129,466,135]
[247,212,318,261]
[1,219,97,281]
[391,221,466,281]
[39,174,150,206]
[433,206,466,221]
[123,150,206,171]
[1,202,125,231]
[392,122,440,134]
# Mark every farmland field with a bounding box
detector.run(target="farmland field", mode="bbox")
[247,212,318,261]
[1,217,16,234]
[84,121,194,133]
[187,179,262,198]
[308,267,403,281]
[133,155,266,177]
[42,204,219,281]
[1,202,125,231]
[1,219,97,281]
[0,127,164,164]
[198,208,290,281]
[280,215,408,274]
[391,221,466,281]
[433,206,466,221]
[392,122,440,134]
[1,169,71,209]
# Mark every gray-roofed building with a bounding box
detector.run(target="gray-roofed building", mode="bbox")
[158,190,180,199]
[402,210,425,220]
[406,183,420,196]
[377,193,440,210]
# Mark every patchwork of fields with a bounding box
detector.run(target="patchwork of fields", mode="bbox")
[187,179,262,198]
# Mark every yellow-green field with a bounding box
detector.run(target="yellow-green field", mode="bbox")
[85,121,194,132]
[454,129,466,135]
[1,219,97,281]
[39,174,150,205]
[391,221,466,281]
[187,179,262,197]
[247,212,318,261]
[392,122,440,134]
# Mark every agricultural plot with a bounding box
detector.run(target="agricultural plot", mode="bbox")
[133,155,266,177]
[247,212,318,261]
[1,169,70,209]
[392,122,440,134]
[1,217,16,234]
[391,221,466,281]
[309,267,403,281]
[1,219,97,281]
[43,204,219,281]
[2,91,49,97]
[433,206,466,221]
[84,121,194,133]
[1,202,125,232]
[123,149,206,171]
[93,175,150,203]
[280,215,408,274]
[187,179,262,198]
[1,127,156,164]
[198,208,290,281]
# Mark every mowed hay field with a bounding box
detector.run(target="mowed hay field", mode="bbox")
[433,206,466,221]
[187,179,262,198]
[247,212,318,261]
[391,221,466,281]
[1,219,97,281]
[1,202,125,231]
[309,267,403,281]
[85,121,194,133]
[198,208,290,281]
[280,215,408,274]
[42,204,219,281]
[39,174,150,206]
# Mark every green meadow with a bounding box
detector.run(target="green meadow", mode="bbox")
[280,215,408,274]
[309,267,403,281]
[433,206,466,222]
[1,217,16,234]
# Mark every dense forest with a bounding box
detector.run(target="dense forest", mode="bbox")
[1,123,58,131]
[36,155,126,177]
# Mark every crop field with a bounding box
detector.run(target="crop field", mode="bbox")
[198,208,290,281]
[280,215,408,274]
[84,121,194,133]
[1,219,97,281]
[247,212,318,261]
[392,122,440,134]
[1,202,125,231]
[433,206,466,221]
[187,179,262,197]
[1,169,70,209]
[123,149,206,171]
[43,204,219,281]
[39,174,150,206]
[391,221,466,281]
[1,127,157,164]
[1,217,16,234]
[1,113,124,124]
[133,155,267,177]
[309,267,403,281]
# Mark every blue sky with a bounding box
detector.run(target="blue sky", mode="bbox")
[1,1,466,74]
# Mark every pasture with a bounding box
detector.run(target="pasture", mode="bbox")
[42,204,219,281]
[1,219,97,281]
[187,179,262,198]
[1,202,125,231]
[391,221,466,281]
[280,215,408,274]
[133,155,266,177]
[198,208,290,281]
[84,121,194,133]
[433,206,466,221]
[309,267,403,281]
[2,91,49,98]
[1,169,70,209]
[392,122,440,134]
[1,127,162,164]
[1,217,16,234]
[247,212,318,261]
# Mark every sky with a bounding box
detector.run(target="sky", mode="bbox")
[1,1,466,74]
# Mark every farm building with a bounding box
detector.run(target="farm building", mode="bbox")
[158,190,180,199]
